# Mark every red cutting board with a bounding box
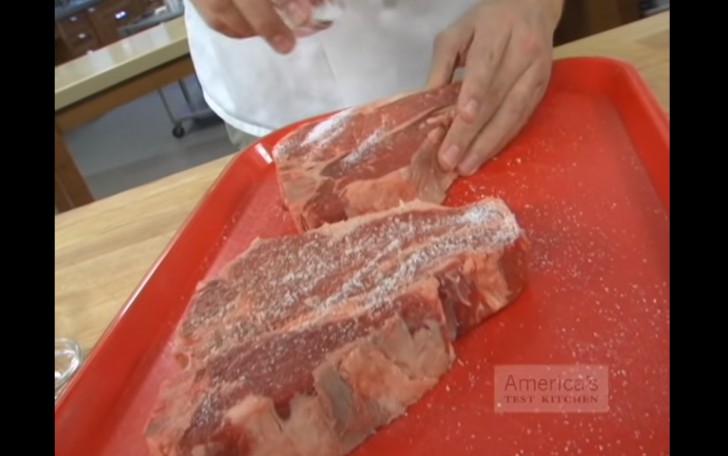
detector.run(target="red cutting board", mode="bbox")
[55,57,670,456]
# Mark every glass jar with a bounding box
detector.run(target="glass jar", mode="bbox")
[55,338,84,400]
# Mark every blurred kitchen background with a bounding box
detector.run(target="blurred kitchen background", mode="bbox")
[55,0,669,201]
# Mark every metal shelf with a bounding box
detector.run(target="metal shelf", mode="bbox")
[118,7,221,138]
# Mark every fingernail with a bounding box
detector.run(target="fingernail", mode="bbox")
[285,1,308,26]
[271,34,294,53]
[440,144,460,170]
[458,155,480,176]
[462,98,480,121]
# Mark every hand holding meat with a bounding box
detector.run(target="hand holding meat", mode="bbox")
[429,0,563,175]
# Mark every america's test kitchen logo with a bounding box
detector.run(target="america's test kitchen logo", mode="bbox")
[494,364,609,413]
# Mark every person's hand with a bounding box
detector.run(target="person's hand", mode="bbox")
[190,0,317,53]
[427,0,564,176]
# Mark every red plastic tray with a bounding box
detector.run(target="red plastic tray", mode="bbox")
[55,56,670,456]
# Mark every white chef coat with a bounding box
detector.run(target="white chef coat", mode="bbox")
[183,0,478,136]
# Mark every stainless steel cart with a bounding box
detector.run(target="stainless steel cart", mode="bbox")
[118,8,220,138]
[639,0,670,16]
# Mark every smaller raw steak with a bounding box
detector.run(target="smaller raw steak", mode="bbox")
[272,83,461,232]
[145,198,527,456]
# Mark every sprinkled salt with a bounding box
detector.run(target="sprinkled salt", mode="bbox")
[301,108,353,147]
[339,128,387,168]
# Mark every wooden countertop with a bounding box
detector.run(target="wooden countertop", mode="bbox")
[55,17,188,110]
[54,12,670,354]
[554,11,669,114]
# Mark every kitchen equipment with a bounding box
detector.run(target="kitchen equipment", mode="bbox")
[55,338,84,400]
[117,3,220,139]
[55,56,670,456]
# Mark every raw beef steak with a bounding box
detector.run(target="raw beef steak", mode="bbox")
[145,197,527,456]
[272,83,461,232]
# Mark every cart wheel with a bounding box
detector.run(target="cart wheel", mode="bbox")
[172,124,186,138]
